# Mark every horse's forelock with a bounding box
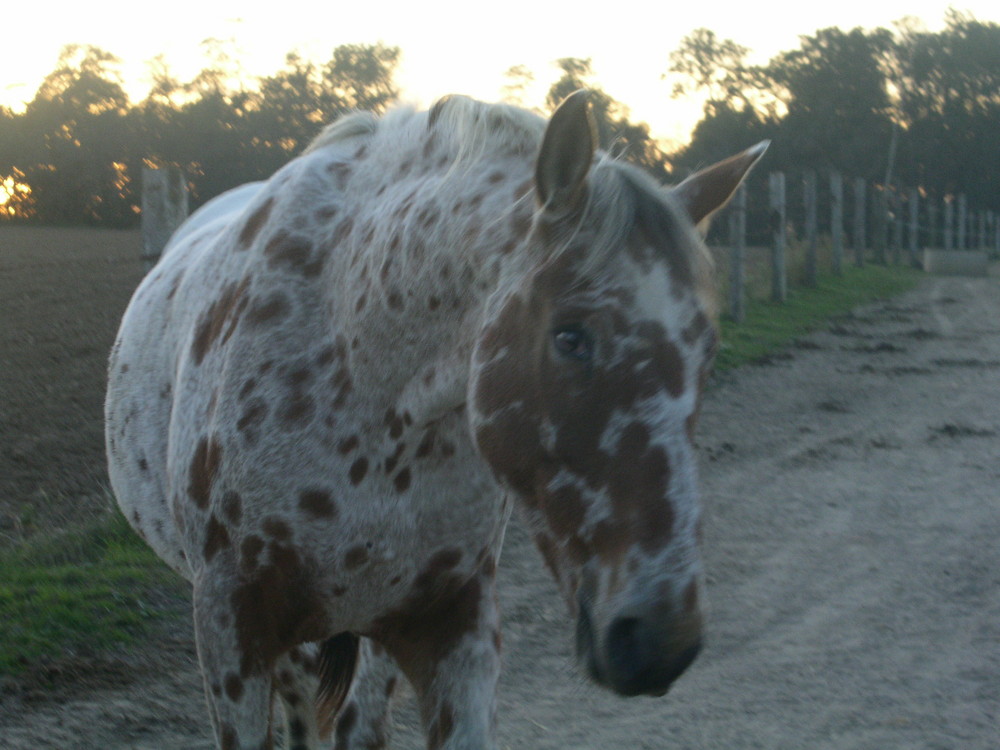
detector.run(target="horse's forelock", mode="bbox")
[559,162,717,317]
[424,95,545,168]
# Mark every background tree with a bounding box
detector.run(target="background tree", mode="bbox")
[667,28,756,108]
[891,11,1000,205]
[0,41,402,224]
[500,64,535,107]
[666,29,773,180]
[4,22,998,227]
[545,57,668,179]
[323,42,400,113]
[17,45,134,225]
[767,27,896,178]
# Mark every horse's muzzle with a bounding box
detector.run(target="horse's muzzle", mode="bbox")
[576,592,703,697]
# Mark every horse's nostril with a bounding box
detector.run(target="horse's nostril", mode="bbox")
[606,616,645,676]
[604,616,702,696]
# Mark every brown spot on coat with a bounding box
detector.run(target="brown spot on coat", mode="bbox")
[188,435,222,509]
[224,672,244,701]
[246,292,291,326]
[240,535,265,573]
[191,277,251,364]
[220,724,238,750]
[264,231,324,277]
[393,467,412,493]
[413,548,462,589]
[349,458,368,485]
[541,482,586,539]
[386,409,405,440]
[238,378,256,400]
[237,399,268,444]
[683,578,699,613]
[231,543,326,678]
[278,392,316,428]
[222,491,243,525]
[263,517,292,541]
[343,545,369,570]
[238,198,274,247]
[415,429,435,458]
[204,514,231,562]
[299,489,337,518]
[370,557,486,691]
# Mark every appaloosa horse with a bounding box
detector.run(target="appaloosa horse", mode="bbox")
[106,91,766,749]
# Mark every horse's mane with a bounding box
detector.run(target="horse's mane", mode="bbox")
[302,97,714,314]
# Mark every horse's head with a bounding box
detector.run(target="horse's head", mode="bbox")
[471,92,766,696]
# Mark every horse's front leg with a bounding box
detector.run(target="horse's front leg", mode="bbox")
[192,569,276,750]
[377,557,502,750]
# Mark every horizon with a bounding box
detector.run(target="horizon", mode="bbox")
[5,2,998,145]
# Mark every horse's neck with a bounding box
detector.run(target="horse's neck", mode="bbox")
[320,149,536,427]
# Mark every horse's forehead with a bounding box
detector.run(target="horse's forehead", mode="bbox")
[537,236,704,341]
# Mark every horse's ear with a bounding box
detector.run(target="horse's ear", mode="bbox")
[672,141,769,231]
[535,90,597,217]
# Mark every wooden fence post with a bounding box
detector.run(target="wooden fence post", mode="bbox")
[803,170,817,286]
[926,199,938,249]
[830,172,843,275]
[141,166,188,272]
[956,194,967,250]
[874,188,888,265]
[977,211,986,250]
[890,192,903,265]
[769,172,787,303]
[944,196,954,251]
[853,177,866,267]
[728,183,747,323]
[908,188,920,266]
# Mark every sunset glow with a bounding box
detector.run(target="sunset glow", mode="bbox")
[5,1,999,143]
[0,172,32,215]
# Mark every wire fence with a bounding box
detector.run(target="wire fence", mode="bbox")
[710,171,1000,323]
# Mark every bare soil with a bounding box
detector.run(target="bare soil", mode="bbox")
[1,226,145,542]
[1,227,998,748]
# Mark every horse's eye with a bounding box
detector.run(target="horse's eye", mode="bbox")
[553,326,593,362]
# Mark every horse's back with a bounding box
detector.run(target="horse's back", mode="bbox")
[165,182,264,259]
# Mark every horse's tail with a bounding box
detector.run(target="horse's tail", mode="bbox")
[315,632,361,735]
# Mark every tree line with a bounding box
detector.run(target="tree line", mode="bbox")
[668,11,1000,216]
[0,11,997,227]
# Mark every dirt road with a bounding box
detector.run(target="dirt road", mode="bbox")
[2,250,998,748]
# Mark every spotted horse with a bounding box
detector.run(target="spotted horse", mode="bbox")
[106,91,766,749]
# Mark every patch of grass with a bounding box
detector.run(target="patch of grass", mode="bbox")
[715,264,922,372]
[0,510,185,676]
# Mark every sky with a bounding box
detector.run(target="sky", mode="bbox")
[4,1,997,144]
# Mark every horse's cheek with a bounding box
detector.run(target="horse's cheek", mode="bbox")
[474,411,544,502]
